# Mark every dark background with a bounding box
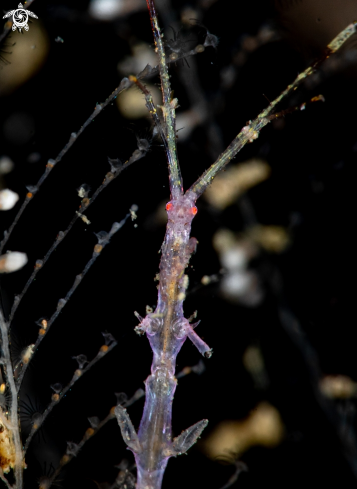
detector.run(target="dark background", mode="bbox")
[1,0,357,487]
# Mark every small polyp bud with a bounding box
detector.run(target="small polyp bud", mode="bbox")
[204,32,219,49]
[32,412,43,429]
[50,383,62,394]
[77,183,90,198]
[192,360,206,375]
[66,441,80,457]
[131,388,145,403]
[84,427,95,440]
[76,211,91,224]
[72,354,88,369]
[115,392,128,406]
[130,205,138,221]
[146,305,153,314]
[0,189,19,210]
[74,369,82,378]
[195,44,205,53]
[46,159,56,169]
[99,344,109,355]
[102,331,115,345]
[108,157,123,173]
[0,252,28,273]
[39,328,46,336]
[51,393,60,402]
[57,299,66,311]
[35,259,43,268]
[81,197,90,208]
[128,149,144,164]
[37,318,48,329]
[88,416,100,429]
[74,274,82,287]
[26,185,38,195]
[21,344,35,364]
[60,454,70,465]
[94,244,103,254]
[0,383,5,394]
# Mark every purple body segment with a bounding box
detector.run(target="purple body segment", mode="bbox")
[116,192,211,489]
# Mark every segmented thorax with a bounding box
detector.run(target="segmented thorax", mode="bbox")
[140,314,191,374]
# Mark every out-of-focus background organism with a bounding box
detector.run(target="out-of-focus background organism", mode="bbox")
[1,0,357,488]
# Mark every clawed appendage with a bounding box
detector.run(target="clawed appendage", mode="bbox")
[116,403,208,458]
[115,405,142,454]
[134,312,212,357]
[165,418,209,457]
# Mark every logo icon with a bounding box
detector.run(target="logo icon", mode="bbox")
[3,3,38,33]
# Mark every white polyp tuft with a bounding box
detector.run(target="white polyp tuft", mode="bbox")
[89,0,144,20]
[89,0,122,19]
[0,252,28,273]
[0,189,19,210]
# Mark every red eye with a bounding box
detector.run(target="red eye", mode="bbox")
[191,206,197,215]
[166,202,173,211]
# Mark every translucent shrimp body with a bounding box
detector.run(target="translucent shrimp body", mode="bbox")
[115,192,211,489]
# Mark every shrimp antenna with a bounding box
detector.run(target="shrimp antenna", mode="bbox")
[187,22,357,199]
[146,0,183,199]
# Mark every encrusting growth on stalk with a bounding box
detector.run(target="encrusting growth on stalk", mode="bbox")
[114,3,357,488]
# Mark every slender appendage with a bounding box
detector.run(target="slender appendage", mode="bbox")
[188,118,269,198]
[24,337,117,454]
[188,21,357,198]
[16,218,129,390]
[146,0,183,199]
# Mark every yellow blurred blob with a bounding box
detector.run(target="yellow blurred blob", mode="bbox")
[204,158,271,210]
[0,23,49,96]
[200,402,284,462]
[247,225,290,253]
[320,375,357,399]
